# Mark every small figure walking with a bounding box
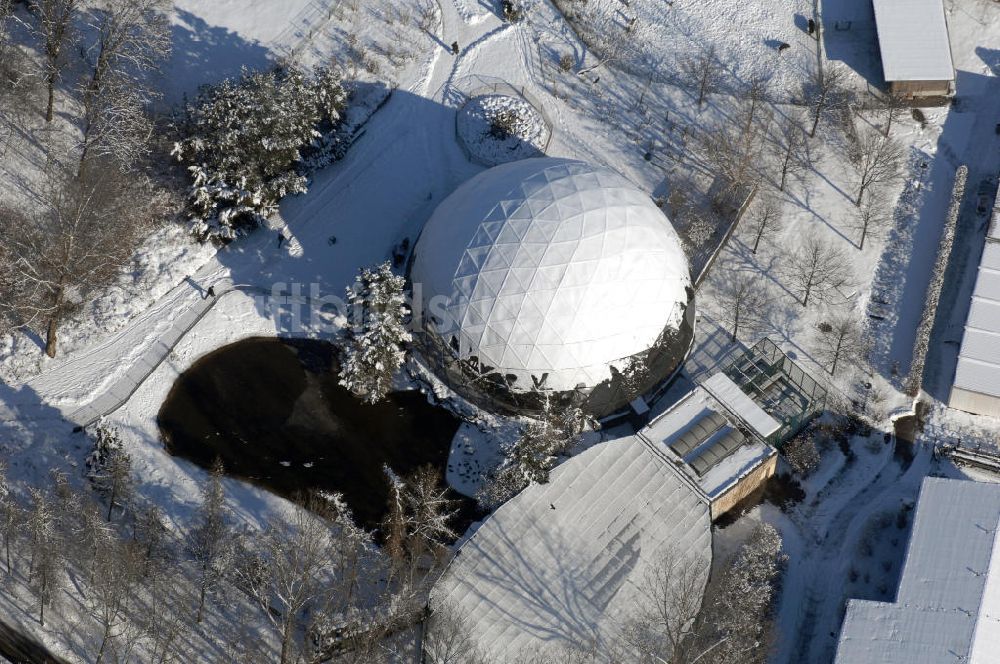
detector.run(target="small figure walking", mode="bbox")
[451,41,460,55]
[808,18,816,35]
[206,286,216,298]
[277,232,286,249]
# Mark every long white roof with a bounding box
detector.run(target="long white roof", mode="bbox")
[431,435,712,660]
[702,372,780,439]
[872,0,954,82]
[953,241,1000,399]
[410,158,691,393]
[835,478,1000,663]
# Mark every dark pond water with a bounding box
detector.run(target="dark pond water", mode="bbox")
[158,337,470,531]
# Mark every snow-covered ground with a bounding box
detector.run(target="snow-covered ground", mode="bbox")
[0,0,998,659]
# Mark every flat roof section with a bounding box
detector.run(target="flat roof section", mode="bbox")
[872,0,955,82]
[954,242,1000,400]
[702,372,780,439]
[836,478,1000,663]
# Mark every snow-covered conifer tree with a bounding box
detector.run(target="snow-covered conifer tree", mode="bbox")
[172,64,347,240]
[86,424,134,521]
[339,262,411,404]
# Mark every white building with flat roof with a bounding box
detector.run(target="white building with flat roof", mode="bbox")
[950,188,1000,417]
[835,477,1000,663]
[872,0,955,97]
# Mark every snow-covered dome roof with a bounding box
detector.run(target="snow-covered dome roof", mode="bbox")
[410,158,692,402]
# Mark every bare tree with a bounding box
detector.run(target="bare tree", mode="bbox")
[402,464,458,563]
[742,72,772,138]
[699,122,762,193]
[77,0,170,172]
[679,45,721,110]
[424,604,482,664]
[621,527,783,663]
[690,524,783,664]
[143,566,195,664]
[621,549,708,661]
[813,312,869,375]
[0,461,20,576]
[712,269,769,342]
[90,536,142,663]
[774,114,807,191]
[234,505,339,664]
[131,503,168,576]
[190,458,232,623]
[802,65,847,138]
[850,190,892,250]
[0,0,12,54]
[26,487,63,626]
[742,194,784,254]
[786,234,851,307]
[73,493,115,587]
[575,12,649,77]
[382,464,457,580]
[34,0,81,122]
[382,467,409,575]
[0,164,146,357]
[850,127,904,206]
[82,0,170,102]
[876,92,907,137]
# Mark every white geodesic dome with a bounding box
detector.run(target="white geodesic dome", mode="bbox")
[410,158,693,405]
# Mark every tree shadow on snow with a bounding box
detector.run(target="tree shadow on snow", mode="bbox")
[159,9,274,107]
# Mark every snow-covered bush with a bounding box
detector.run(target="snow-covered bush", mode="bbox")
[172,64,347,241]
[906,165,967,396]
[783,434,820,477]
[456,94,548,166]
[339,262,411,404]
[502,0,533,22]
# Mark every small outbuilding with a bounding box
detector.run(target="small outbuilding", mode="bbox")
[871,0,955,98]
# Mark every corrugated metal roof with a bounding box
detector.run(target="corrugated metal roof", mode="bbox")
[872,0,954,82]
[954,242,1000,399]
[835,478,1000,663]
[430,435,712,660]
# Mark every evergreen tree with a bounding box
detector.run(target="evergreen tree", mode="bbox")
[339,262,411,404]
[85,424,134,521]
[172,64,347,240]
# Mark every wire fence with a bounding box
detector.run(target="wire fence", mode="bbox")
[450,74,555,167]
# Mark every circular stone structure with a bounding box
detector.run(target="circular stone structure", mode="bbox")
[409,158,695,417]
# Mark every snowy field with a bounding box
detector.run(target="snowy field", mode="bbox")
[0,0,997,660]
